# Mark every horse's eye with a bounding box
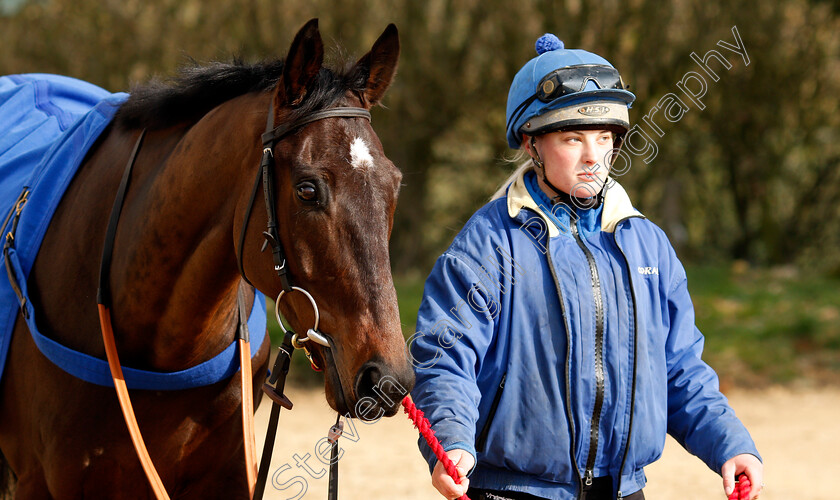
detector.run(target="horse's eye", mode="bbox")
[296,182,318,202]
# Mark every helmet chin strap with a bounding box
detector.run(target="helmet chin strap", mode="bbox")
[528,135,602,209]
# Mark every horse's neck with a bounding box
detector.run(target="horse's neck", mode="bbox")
[108,93,267,370]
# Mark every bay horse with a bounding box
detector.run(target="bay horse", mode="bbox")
[0,19,413,499]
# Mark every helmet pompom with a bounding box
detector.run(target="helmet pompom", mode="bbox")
[535,34,564,55]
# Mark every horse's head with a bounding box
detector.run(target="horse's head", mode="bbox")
[239,20,413,418]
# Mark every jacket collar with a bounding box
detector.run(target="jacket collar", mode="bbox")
[506,166,643,236]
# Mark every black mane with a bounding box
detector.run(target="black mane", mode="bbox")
[114,58,367,130]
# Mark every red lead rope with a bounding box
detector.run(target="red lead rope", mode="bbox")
[403,395,751,500]
[728,474,752,500]
[402,396,471,500]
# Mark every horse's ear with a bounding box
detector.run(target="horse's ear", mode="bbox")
[278,18,324,107]
[354,24,399,107]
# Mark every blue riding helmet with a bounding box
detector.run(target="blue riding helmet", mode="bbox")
[505,34,636,149]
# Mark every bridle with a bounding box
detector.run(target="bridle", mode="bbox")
[237,97,372,293]
[97,91,372,500]
[236,97,371,364]
[236,95,372,500]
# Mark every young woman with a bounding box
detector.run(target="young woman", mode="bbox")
[409,34,763,500]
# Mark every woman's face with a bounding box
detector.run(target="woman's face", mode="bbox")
[525,129,614,200]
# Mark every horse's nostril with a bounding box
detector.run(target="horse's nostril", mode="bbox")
[353,360,413,418]
[355,363,383,401]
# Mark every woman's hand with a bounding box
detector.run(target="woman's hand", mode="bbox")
[722,453,763,499]
[431,448,475,499]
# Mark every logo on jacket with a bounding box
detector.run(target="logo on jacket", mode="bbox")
[637,266,659,275]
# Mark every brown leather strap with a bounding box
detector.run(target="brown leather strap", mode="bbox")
[98,304,170,500]
[95,129,254,498]
[95,129,169,499]
[98,300,258,500]
[239,337,257,498]
[237,283,258,498]
[98,294,258,500]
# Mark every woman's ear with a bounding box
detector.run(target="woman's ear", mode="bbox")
[522,134,532,154]
[524,134,545,169]
[523,134,541,160]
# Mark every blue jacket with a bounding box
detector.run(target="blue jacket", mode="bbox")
[409,169,760,499]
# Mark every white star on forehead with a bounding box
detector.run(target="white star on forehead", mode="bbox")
[349,136,374,170]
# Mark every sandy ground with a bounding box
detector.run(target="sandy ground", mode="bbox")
[254,384,840,500]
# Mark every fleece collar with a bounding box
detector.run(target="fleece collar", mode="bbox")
[506,166,643,237]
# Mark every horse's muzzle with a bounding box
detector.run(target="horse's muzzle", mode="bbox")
[353,358,415,419]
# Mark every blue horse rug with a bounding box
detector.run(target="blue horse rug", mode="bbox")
[0,74,265,389]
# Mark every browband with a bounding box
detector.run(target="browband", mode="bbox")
[261,107,371,147]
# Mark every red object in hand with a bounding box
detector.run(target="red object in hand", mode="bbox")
[402,396,471,500]
[728,474,752,500]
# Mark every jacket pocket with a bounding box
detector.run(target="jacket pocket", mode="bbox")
[475,373,506,453]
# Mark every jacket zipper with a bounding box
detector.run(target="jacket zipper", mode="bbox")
[545,246,584,496]
[613,223,640,499]
[475,373,506,453]
[571,223,606,490]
